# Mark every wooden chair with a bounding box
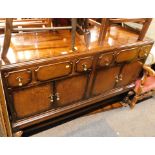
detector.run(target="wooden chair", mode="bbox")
[1,18,77,59]
[129,63,155,108]
[90,18,152,45]
[0,18,52,28]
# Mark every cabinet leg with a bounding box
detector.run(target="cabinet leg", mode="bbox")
[130,96,138,109]
[120,91,135,107]
[13,130,23,137]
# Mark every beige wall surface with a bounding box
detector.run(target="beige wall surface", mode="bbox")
[146,19,155,64]
[146,18,155,41]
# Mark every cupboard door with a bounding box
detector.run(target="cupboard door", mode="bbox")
[12,83,54,119]
[92,66,121,96]
[55,75,88,107]
[116,61,143,87]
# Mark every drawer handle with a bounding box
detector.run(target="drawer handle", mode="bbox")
[56,93,60,101]
[82,64,88,71]
[66,65,70,68]
[16,76,23,86]
[105,62,109,66]
[49,94,54,103]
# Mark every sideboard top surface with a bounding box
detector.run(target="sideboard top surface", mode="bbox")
[0,25,153,67]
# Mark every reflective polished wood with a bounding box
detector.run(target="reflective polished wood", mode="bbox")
[0,25,146,66]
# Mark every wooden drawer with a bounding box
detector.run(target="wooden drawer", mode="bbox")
[116,47,139,63]
[97,53,114,67]
[5,69,32,88]
[139,45,152,58]
[75,57,93,72]
[35,61,72,81]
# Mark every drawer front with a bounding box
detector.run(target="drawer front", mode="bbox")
[116,47,139,63]
[139,45,152,58]
[35,61,72,81]
[75,57,93,72]
[97,53,114,67]
[5,69,32,88]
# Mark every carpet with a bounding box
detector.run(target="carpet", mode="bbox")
[32,96,155,137]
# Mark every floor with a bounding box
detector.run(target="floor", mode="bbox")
[31,96,155,137]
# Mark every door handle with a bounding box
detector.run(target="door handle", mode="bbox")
[49,94,54,103]
[55,93,60,101]
[115,75,119,83]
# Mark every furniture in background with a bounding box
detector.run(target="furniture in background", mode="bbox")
[1,18,77,60]
[0,18,52,28]
[130,61,155,108]
[89,18,152,45]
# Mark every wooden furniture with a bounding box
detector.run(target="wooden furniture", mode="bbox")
[1,18,77,59]
[0,18,154,136]
[130,64,155,108]
[0,18,52,28]
[88,18,152,45]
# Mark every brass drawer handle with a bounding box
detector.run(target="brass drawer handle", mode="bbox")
[55,93,60,101]
[16,76,23,86]
[105,62,109,66]
[82,64,88,71]
[65,65,70,68]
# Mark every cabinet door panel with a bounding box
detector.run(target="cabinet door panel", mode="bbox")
[55,75,88,107]
[117,61,142,87]
[12,84,53,119]
[92,66,121,96]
